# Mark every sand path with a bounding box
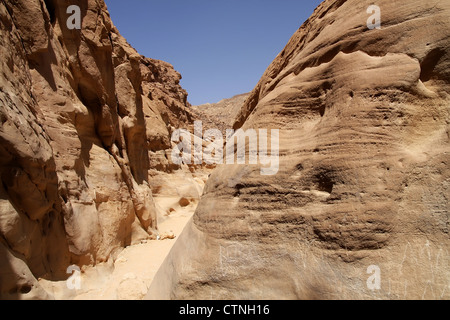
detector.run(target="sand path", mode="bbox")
[39,188,202,300]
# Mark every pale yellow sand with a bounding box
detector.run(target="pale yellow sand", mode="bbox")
[39,176,205,300]
[73,202,196,300]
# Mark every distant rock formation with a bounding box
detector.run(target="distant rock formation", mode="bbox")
[148,0,450,299]
[0,0,193,299]
[191,93,250,132]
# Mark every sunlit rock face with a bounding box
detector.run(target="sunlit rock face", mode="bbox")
[148,0,449,300]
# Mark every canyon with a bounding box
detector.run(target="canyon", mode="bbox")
[0,0,449,300]
[0,0,206,299]
[148,0,450,300]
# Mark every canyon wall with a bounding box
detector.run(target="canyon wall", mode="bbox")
[148,0,449,299]
[0,0,192,299]
[191,93,250,132]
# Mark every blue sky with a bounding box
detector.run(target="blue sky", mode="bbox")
[105,0,323,105]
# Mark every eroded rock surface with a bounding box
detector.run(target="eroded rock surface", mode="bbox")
[148,0,450,300]
[0,0,193,299]
[191,93,250,132]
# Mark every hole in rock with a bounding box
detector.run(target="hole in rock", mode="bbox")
[319,105,325,117]
[179,198,190,207]
[420,48,445,82]
[321,81,332,91]
[234,183,245,197]
[20,285,32,294]
[0,113,7,124]
[314,172,334,193]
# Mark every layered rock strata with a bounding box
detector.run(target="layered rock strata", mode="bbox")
[148,0,450,300]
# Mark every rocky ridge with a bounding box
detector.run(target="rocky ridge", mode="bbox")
[191,93,250,132]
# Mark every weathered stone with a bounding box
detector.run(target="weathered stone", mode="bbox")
[148,0,450,300]
[0,0,193,299]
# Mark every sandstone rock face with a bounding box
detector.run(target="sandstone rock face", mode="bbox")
[191,93,250,132]
[0,0,191,299]
[148,0,450,299]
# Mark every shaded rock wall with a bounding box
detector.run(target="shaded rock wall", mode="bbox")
[0,0,190,299]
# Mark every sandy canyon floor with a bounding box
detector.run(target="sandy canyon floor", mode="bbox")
[39,170,209,300]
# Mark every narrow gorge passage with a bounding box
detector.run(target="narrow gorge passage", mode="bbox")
[55,94,245,300]
[1,0,448,301]
[40,168,210,300]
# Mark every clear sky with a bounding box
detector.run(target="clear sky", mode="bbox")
[104,0,323,106]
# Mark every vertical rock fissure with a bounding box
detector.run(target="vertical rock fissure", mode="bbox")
[110,143,157,234]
